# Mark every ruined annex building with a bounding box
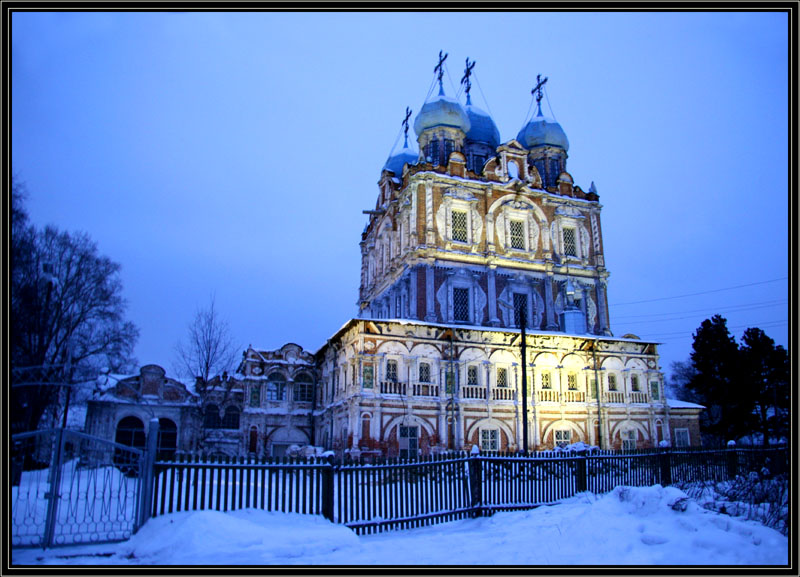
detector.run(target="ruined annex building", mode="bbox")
[88,56,702,457]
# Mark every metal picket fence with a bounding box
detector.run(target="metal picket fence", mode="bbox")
[11,421,160,548]
[147,445,787,535]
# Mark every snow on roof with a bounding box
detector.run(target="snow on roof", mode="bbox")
[666,398,705,409]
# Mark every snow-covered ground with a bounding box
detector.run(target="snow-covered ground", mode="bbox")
[12,485,787,566]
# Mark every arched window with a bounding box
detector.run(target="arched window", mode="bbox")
[115,416,145,450]
[222,406,240,430]
[294,373,314,403]
[114,416,145,471]
[266,372,286,401]
[204,404,221,429]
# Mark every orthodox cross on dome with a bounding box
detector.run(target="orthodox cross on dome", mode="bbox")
[434,50,448,94]
[461,57,476,104]
[531,74,548,115]
[402,106,412,147]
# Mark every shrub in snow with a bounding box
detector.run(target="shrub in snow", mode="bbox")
[676,472,788,536]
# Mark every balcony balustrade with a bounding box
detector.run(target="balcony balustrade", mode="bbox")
[537,389,558,402]
[563,390,585,403]
[379,381,406,395]
[460,385,486,400]
[492,387,515,401]
[629,391,649,404]
[605,391,625,404]
[412,383,440,397]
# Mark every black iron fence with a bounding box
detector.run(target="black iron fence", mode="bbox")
[149,446,787,535]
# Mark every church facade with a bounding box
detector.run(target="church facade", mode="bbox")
[86,57,702,457]
[309,60,702,455]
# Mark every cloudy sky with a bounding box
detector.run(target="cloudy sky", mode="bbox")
[11,11,789,378]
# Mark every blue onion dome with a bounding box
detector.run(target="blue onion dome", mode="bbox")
[383,143,419,176]
[413,93,470,136]
[517,108,569,152]
[465,102,500,149]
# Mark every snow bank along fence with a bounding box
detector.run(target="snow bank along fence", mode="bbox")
[149,446,787,535]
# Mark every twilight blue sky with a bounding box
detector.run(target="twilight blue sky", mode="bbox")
[11,11,789,379]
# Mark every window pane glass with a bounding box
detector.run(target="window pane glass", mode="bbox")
[542,372,551,389]
[363,365,374,389]
[467,366,478,385]
[453,287,470,322]
[419,362,431,382]
[250,385,261,407]
[513,292,527,327]
[563,227,577,256]
[386,360,398,382]
[452,210,468,243]
[510,220,525,250]
[497,368,507,387]
[567,374,577,390]
[650,381,660,400]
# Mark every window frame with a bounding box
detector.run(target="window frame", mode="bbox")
[453,286,470,323]
[563,226,578,257]
[622,430,637,451]
[555,429,571,448]
[674,428,690,448]
[480,428,499,452]
[496,367,508,388]
[386,359,399,382]
[509,219,526,250]
[418,362,431,383]
[451,209,469,243]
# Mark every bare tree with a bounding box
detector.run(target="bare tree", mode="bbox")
[174,295,239,395]
[11,180,139,433]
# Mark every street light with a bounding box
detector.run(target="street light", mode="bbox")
[498,298,529,454]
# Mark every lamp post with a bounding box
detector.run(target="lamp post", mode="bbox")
[498,298,528,454]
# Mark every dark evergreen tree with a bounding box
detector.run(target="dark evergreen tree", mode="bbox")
[739,328,789,445]
[686,315,751,445]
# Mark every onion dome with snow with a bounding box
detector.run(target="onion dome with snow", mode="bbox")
[383,143,418,176]
[517,108,569,151]
[413,92,470,136]
[464,101,500,149]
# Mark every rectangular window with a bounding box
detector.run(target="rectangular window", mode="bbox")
[266,382,285,401]
[295,383,314,403]
[453,287,470,322]
[541,372,551,389]
[249,384,261,407]
[399,425,419,459]
[550,158,561,184]
[451,210,468,243]
[425,140,440,165]
[650,381,660,400]
[631,375,640,392]
[534,159,545,184]
[622,430,637,451]
[386,360,398,382]
[497,367,508,388]
[555,430,571,448]
[444,139,455,163]
[589,378,597,398]
[513,292,527,328]
[563,227,577,257]
[567,374,577,390]
[362,365,374,389]
[467,366,478,385]
[445,370,455,394]
[510,220,526,250]
[472,155,487,173]
[480,429,499,452]
[419,362,431,382]
[608,374,617,391]
[674,428,690,448]
[395,296,401,317]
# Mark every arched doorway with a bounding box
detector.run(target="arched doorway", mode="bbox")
[249,426,258,454]
[114,416,145,472]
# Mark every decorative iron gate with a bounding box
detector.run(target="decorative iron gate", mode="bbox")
[11,424,159,548]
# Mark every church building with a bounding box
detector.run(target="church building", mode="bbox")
[87,55,702,458]
[304,56,702,455]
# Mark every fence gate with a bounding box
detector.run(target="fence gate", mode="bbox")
[11,427,154,548]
